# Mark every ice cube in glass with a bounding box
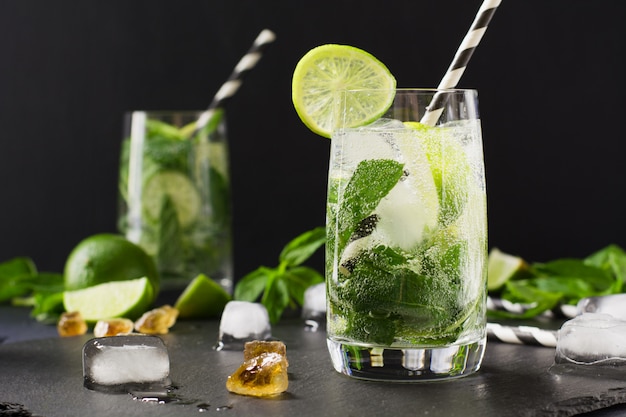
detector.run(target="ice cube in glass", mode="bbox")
[82,335,170,392]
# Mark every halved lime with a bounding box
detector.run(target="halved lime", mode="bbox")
[142,170,201,228]
[292,44,396,138]
[174,274,231,319]
[63,277,154,322]
[487,248,527,291]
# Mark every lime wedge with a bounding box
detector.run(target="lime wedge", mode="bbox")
[63,277,154,322]
[174,274,232,319]
[487,248,527,291]
[292,44,396,138]
[404,122,471,226]
[143,170,201,228]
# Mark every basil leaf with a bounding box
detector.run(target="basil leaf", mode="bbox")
[279,226,326,267]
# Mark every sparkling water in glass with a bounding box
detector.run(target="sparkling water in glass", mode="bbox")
[326,89,487,381]
[118,110,233,296]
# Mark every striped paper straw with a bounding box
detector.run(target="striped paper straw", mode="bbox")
[420,0,502,126]
[487,322,558,347]
[193,29,277,134]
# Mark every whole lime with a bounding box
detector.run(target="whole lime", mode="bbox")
[64,234,160,301]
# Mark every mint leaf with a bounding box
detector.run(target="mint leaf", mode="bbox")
[261,273,290,324]
[156,195,186,276]
[235,267,274,302]
[585,244,626,291]
[283,266,324,306]
[495,280,562,319]
[233,227,326,323]
[489,244,626,319]
[279,226,326,267]
[0,257,38,302]
[337,159,404,254]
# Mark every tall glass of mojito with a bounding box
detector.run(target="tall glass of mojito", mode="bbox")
[326,89,487,381]
[118,110,233,295]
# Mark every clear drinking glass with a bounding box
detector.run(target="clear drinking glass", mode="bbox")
[326,89,487,381]
[118,110,233,295]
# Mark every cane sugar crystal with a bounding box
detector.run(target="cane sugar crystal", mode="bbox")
[94,318,134,337]
[226,340,288,397]
[134,305,179,335]
[57,311,88,337]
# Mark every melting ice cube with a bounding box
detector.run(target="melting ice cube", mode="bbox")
[302,283,326,319]
[216,301,271,351]
[555,313,626,366]
[302,283,326,331]
[82,335,170,392]
[576,294,626,320]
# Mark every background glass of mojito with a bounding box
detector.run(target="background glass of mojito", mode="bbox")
[118,110,233,296]
[326,89,487,381]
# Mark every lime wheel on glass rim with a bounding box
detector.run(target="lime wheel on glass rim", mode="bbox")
[292,44,396,138]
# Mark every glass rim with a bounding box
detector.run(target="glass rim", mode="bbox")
[341,87,477,93]
[126,109,205,114]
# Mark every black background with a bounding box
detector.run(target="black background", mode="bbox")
[1,0,625,281]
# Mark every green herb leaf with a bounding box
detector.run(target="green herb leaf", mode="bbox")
[488,245,626,319]
[283,266,324,306]
[584,244,626,291]
[235,266,274,302]
[279,226,326,267]
[0,257,38,302]
[337,159,404,254]
[156,195,185,275]
[234,227,327,323]
[492,280,562,319]
[261,273,290,324]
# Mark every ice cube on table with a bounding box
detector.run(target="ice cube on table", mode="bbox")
[555,313,626,366]
[577,294,626,320]
[302,283,326,320]
[216,301,271,351]
[82,335,170,392]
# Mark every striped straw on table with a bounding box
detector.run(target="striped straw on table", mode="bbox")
[420,0,502,126]
[193,29,277,134]
[487,322,558,348]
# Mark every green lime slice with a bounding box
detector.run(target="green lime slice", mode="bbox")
[487,248,527,291]
[63,277,154,322]
[292,44,396,138]
[404,122,471,226]
[143,170,201,228]
[174,274,231,319]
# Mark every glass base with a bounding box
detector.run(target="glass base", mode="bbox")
[327,337,486,382]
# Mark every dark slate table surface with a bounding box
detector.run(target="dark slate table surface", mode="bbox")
[2,305,626,417]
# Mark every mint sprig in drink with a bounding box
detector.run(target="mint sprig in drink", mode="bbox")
[118,110,232,295]
[292,44,489,381]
